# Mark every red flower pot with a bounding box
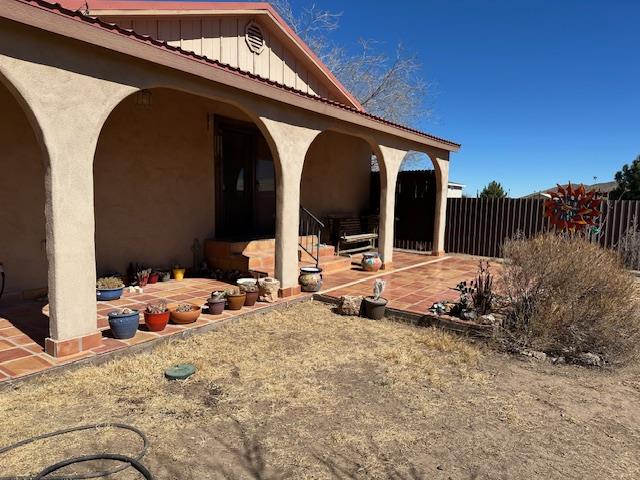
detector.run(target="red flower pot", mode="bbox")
[144,311,169,332]
[148,273,159,284]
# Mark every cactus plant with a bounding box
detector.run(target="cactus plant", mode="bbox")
[373,279,386,301]
[145,299,168,314]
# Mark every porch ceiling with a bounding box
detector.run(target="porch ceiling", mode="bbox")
[2,0,461,153]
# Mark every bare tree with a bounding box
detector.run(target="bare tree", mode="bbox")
[272,0,431,126]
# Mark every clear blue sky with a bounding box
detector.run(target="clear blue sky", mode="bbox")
[186,0,640,196]
[283,0,639,197]
[180,0,638,196]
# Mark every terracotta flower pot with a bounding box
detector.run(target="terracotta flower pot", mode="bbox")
[226,293,246,311]
[144,310,169,331]
[244,290,259,306]
[207,299,225,315]
[362,297,388,320]
[172,268,186,281]
[148,273,159,284]
[170,304,201,324]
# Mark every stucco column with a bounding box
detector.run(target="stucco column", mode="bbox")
[432,155,450,255]
[0,53,138,356]
[259,117,320,295]
[377,146,406,269]
[44,136,103,356]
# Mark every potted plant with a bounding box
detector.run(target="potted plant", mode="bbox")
[96,276,125,301]
[172,265,186,281]
[361,252,383,272]
[159,271,171,282]
[225,287,246,311]
[362,279,388,320]
[144,299,169,331]
[240,283,260,306]
[169,303,201,324]
[207,291,226,315]
[148,271,160,284]
[108,307,139,339]
[136,268,151,287]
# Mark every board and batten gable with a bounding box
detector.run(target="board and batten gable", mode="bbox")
[100,15,331,100]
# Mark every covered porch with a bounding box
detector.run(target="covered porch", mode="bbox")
[0,253,478,382]
[0,0,459,363]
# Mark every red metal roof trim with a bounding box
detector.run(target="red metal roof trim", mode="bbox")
[57,0,365,110]
[15,0,461,149]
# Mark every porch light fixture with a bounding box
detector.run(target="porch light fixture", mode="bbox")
[135,90,152,108]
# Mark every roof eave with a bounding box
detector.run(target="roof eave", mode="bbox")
[3,0,460,152]
[81,1,364,110]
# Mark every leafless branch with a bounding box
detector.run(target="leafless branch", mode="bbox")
[271,0,432,126]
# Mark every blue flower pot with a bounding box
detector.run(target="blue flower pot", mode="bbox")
[108,309,140,339]
[97,287,124,301]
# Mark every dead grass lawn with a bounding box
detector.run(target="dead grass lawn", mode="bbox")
[1,301,639,479]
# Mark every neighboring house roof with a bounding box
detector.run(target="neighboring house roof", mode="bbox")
[523,181,618,198]
[57,0,363,110]
[448,181,466,188]
[7,0,460,150]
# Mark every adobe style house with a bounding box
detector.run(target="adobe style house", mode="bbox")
[0,1,459,356]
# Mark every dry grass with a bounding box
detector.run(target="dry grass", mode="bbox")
[1,301,640,479]
[0,302,483,478]
[500,234,640,363]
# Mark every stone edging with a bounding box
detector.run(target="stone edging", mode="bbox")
[313,294,493,338]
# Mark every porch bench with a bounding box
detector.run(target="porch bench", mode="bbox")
[336,217,378,255]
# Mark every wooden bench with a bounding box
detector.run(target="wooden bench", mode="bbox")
[336,217,378,255]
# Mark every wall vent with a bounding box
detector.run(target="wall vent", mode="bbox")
[245,21,266,54]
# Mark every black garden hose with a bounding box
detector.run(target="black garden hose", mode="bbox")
[0,423,153,480]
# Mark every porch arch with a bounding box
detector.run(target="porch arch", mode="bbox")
[92,86,282,278]
[0,73,48,312]
[392,151,438,252]
[300,129,387,258]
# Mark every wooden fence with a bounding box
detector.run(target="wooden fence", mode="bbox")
[371,170,436,252]
[444,198,640,258]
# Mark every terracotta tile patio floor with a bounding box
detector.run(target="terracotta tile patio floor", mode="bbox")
[320,253,480,313]
[0,253,482,383]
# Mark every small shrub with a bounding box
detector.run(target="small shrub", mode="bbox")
[617,216,640,270]
[499,234,640,364]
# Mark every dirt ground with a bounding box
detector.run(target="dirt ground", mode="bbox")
[1,301,639,479]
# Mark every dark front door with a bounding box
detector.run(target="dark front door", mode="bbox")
[215,118,276,239]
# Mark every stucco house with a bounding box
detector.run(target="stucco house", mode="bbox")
[0,0,459,357]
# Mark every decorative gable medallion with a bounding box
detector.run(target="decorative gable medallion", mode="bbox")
[245,21,266,54]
